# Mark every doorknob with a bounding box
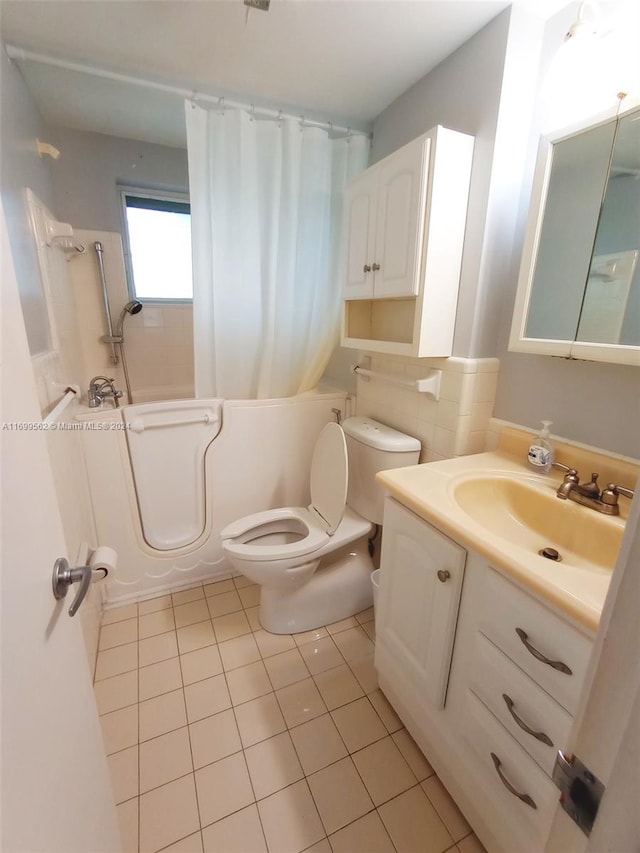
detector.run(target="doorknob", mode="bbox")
[52,557,108,617]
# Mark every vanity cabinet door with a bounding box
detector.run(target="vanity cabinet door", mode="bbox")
[376,497,466,709]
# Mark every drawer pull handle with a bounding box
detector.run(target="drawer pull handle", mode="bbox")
[502,694,553,747]
[515,628,572,675]
[490,752,537,810]
[437,569,450,583]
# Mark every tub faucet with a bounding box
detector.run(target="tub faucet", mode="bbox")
[88,376,123,408]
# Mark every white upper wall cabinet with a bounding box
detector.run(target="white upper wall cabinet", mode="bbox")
[341,125,474,357]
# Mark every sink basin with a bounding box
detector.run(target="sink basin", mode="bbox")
[451,476,623,572]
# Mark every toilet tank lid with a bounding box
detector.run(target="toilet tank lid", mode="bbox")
[342,417,421,452]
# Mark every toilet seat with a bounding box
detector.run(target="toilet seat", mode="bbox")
[220,422,349,566]
[220,506,329,562]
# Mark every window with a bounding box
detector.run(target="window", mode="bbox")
[120,189,193,301]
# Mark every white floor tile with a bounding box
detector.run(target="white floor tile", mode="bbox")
[116,797,138,853]
[201,804,266,853]
[179,644,223,685]
[162,831,204,852]
[378,785,453,853]
[289,713,348,775]
[95,642,138,681]
[204,578,236,597]
[172,586,205,607]
[212,610,252,643]
[306,756,374,835]
[138,594,172,616]
[189,708,242,769]
[95,670,138,715]
[139,774,200,852]
[139,657,183,702]
[107,746,138,804]
[174,599,210,629]
[392,729,434,781]
[422,776,471,842]
[139,689,187,741]
[207,590,243,618]
[329,810,395,853]
[184,673,231,723]
[244,731,304,800]
[235,693,287,748]
[226,660,272,705]
[100,705,138,755]
[313,664,364,711]
[276,678,327,728]
[99,618,138,650]
[102,603,138,625]
[352,736,417,805]
[331,697,386,753]
[253,628,296,658]
[369,689,403,733]
[257,780,325,853]
[177,621,216,655]
[139,727,193,793]
[218,633,261,671]
[297,637,344,676]
[139,632,178,667]
[195,752,255,827]
[264,648,310,689]
[139,608,175,639]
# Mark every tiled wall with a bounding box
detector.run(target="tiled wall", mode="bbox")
[355,354,499,462]
[69,230,194,403]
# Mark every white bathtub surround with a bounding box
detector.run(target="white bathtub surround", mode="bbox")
[356,355,499,462]
[78,389,352,605]
[68,229,194,403]
[186,104,370,399]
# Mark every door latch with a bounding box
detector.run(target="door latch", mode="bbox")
[552,749,605,836]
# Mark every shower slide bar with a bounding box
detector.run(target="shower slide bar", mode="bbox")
[129,413,218,433]
[353,364,442,400]
[94,241,118,365]
[43,386,79,426]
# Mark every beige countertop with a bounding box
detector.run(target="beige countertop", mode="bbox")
[376,442,631,633]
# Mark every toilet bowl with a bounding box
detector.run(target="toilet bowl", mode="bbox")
[220,417,420,633]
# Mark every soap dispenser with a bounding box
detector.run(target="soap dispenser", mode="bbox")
[528,420,554,473]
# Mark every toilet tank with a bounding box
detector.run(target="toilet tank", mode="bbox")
[342,417,421,525]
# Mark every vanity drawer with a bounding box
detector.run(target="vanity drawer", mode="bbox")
[470,633,572,777]
[479,568,592,713]
[463,689,559,846]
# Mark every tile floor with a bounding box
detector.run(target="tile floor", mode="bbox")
[95,575,487,853]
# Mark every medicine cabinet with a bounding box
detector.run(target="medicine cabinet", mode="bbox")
[341,125,474,357]
[509,98,640,366]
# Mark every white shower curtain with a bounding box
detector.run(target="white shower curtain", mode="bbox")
[186,102,369,399]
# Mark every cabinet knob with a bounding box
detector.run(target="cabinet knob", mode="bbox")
[372,262,381,271]
[437,569,450,583]
[363,264,371,273]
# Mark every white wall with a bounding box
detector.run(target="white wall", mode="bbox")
[45,125,189,232]
[0,44,54,353]
[493,3,640,459]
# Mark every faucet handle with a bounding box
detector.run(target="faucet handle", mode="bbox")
[602,483,635,509]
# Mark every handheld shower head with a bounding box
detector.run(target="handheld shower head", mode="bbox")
[116,300,143,337]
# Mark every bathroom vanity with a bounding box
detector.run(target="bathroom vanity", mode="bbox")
[374,429,636,852]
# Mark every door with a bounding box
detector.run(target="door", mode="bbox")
[373,134,429,299]
[0,205,121,852]
[375,497,466,709]
[545,488,640,853]
[343,167,377,299]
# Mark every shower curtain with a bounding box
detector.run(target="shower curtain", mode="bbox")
[186,102,369,399]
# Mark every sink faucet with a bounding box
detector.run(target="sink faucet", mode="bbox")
[88,376,123,408]
[552,462,634,516]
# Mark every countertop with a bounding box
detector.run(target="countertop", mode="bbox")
[376,449,628,633]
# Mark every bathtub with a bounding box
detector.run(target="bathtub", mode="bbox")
[77,387,350,605]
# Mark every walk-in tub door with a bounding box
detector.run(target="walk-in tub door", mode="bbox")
[123,400,223,550]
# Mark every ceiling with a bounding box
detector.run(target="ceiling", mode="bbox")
[1,0,573,148]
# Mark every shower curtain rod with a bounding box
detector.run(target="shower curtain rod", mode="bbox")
[6,44,371,139]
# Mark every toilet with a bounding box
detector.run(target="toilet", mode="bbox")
[220,416,420,634]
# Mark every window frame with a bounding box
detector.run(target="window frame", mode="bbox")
[119,185,193,305]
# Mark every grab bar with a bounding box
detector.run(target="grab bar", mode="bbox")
[94,241,118,365]
[43,386,79,426]
[353,364,442,400]
[129,413,217,433]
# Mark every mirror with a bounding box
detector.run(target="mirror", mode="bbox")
[510,101,640,366]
